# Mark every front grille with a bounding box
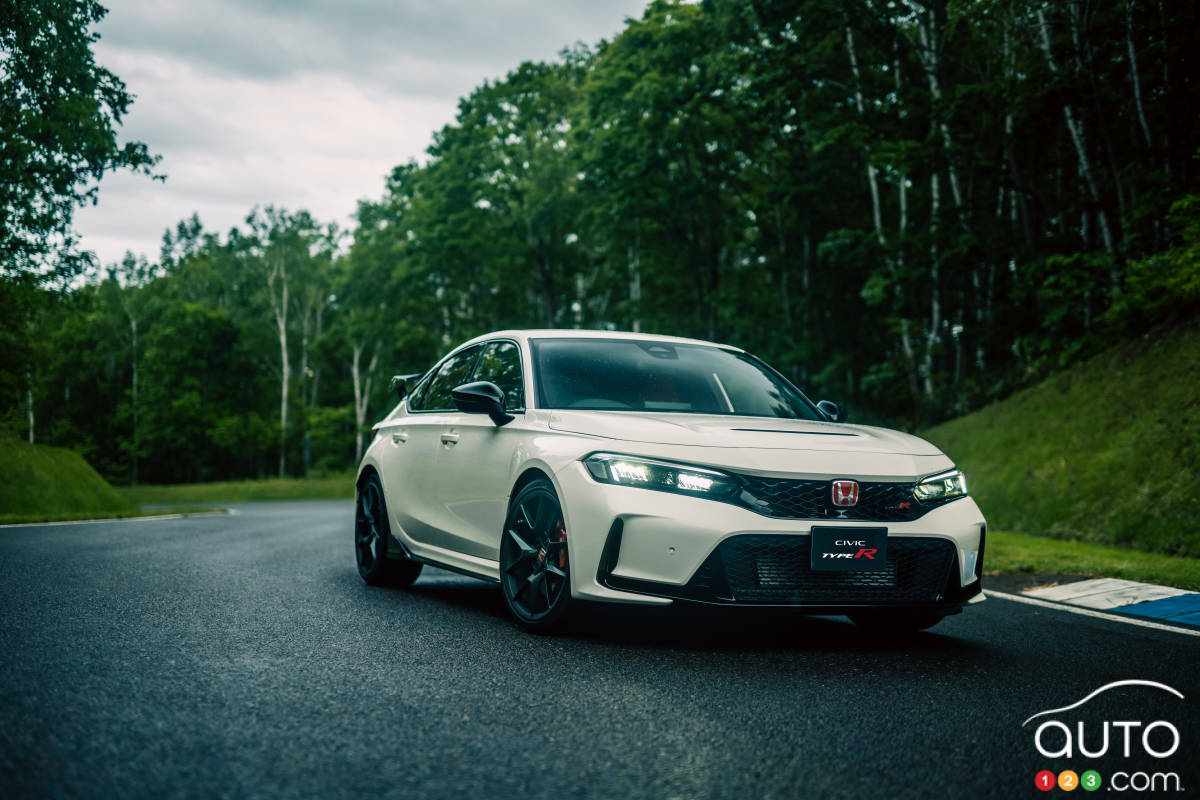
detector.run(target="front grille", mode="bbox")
[736,475,926,522]
[690,534,957,604]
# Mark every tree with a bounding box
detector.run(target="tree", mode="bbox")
[14,0,1198,483]
[338,168,441,461]
[0,0,159,280]
[579,1,755,340]
[241,207,325,478]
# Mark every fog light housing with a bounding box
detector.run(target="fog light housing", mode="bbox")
[960,549,979,585]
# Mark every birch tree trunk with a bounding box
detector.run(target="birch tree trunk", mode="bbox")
[914,7,963,209]
[352,341,379,464]
[1002,107,1033,247]
[1069,1,1128,237]
[846,23,921,410]
[847,25,886,250]
[923,171,941,401]
[1001,17,1033,281]
[916,3,978,394]
[1154,0,1171,183]
[299,305,311,404]
[268,256,290,478]
[1036,7,1117,261]
[310,302,324,407]
[129,313,139,485]
[1125,1,1154,151]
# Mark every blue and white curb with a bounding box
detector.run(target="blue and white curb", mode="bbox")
[1023,578,1200,628]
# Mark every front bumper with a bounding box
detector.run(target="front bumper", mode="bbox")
[554,459,987,611]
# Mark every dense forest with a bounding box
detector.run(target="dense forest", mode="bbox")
[2,0,1198,484]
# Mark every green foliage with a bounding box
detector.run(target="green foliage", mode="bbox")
[0,434,136,522]
[4,0,1199,498]
[1019,250,1118,370]
[121,476,354,505]
[924,321,1200,557]
[136,303,263,482]
[305,404,355,473]
[0,0,159,279]
[1108,194,1200,327]
[987,531,1200,591]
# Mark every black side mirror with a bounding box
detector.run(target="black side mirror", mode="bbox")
[389,372,424,400]
[452,381,515,426]
[817,400,846,422]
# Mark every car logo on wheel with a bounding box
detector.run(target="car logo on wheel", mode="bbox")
[832,480,860,507]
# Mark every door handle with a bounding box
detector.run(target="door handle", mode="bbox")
[391,431,408,444]
[440,432,460,446]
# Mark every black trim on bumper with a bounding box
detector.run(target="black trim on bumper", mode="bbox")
[598,528,978,611]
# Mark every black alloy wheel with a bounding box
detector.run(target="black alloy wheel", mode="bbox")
[499,478,572,632]
[355,474,422,587]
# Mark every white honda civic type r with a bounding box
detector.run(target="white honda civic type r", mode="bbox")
[354,330,986,633]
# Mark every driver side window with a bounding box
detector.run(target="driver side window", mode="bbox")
[473,340,525,411]
[410,345,482,411]
[404,372,433,411]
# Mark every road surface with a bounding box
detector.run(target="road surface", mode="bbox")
[1,501,1196,798]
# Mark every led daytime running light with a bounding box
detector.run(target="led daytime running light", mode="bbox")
[584,453,738,499]
[913,469,968,502]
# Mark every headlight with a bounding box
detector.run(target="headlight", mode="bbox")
[583,453,740,499]
[913,469,968,502]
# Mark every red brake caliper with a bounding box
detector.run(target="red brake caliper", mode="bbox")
[555,520,568,569]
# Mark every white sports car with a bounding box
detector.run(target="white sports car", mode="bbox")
[355,330,986,632]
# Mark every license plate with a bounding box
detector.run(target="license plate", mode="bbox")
[810,527,888,571]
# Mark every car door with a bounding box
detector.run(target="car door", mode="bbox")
[432,339,528,561]
[380,344,482,553]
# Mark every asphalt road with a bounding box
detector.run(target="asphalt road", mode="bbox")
[1,501,1197,799]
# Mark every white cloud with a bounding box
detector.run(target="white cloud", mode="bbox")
[75,0,647,265]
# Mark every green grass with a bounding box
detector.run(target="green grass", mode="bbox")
[121,474,355,506]
[924,319,1200,558]
[987,530,1200,591]
[0,435,139,523]
[0,507,227,525]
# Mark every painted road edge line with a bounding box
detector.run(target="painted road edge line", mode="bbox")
[0,509,233,529]
[986,589,1200,638]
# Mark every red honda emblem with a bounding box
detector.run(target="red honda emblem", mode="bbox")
[831,480,860,507]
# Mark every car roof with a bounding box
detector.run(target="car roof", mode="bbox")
[456,329,744,353]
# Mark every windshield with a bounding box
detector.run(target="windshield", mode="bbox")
[530,338,823,420]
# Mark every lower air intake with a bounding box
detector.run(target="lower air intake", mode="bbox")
[694,534,957,605]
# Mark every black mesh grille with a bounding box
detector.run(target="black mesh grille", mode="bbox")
[736,476,926,522]
[692,534,957,604]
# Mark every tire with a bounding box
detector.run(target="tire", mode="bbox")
[355,473,423,587]
[848,609,946,633]
[499,478,572,633]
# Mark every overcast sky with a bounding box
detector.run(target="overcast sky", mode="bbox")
[75,0,649,267]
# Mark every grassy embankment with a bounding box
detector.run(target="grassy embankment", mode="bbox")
[924,320,1200,589]
[985,530,1200,591]
[0,433,349,524]
[121,474,354,506]
[0,436,144,524]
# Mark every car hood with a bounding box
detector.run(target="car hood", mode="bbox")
[546,411,942,456]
